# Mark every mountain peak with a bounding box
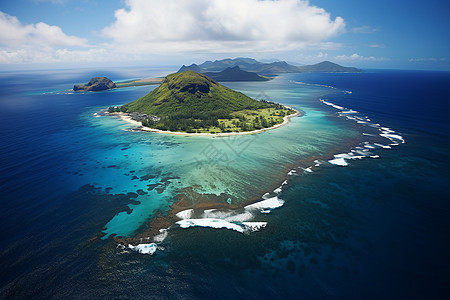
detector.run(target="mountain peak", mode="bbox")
[165,70,215,94]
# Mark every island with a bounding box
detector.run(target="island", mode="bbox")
[179,65,270,82]
[203,66,270,81]
[179,58,362,75]
[75,59,361,92]
[108,70,299,135]
[73,77,116,91]
[296,61,362,72]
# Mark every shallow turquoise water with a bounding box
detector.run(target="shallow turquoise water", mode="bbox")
[56,77,361,239]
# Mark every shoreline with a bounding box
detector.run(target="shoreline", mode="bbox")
[109,108,302,137]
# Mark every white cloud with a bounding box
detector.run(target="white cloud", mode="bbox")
[334,53,389,62]
[0,11,98,64]
[352,25,379,34]
[409,57,447,62]
[368,44,385,48]
[101,0,345,54]
[0,48,122,64]
[0,11,87,48]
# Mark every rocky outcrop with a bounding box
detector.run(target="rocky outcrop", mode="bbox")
[74,77,116,92]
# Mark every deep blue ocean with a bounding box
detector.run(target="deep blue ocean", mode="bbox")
[0,67,449,299]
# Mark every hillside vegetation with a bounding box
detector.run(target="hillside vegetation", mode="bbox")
[112,71,295,133]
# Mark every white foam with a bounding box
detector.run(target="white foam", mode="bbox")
[303,167,313,173]
[245,196,285,211]
[153,229,168,243]
[321,100,345,110]
[202,209,233,219]
[273,187,282,194]
[364,144,376,149]
[328,157,349,166]
[342,110,358,114]
[262,192,271,199]
[242,222,267,232]
[380,133,405,143]
[176,218,244,233]
[128,243,157,255]
[201,209,254,223]
[381,127,394,133]
[374,143,391,149]
[334,153,353,159]
[224,212,255,223]
[176,209,194,220]
[288,169,297,176]
[354,150,370,156]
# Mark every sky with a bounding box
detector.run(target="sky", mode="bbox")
[0,0,449,70]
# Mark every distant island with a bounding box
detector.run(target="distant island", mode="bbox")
[178,65,270,81]
[73,77,116,91]
[297,61,361,72]
[179,58,362,75]
[108,71,298,135]
[75,59,360,92]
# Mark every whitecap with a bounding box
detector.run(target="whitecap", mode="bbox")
[374,143,391,149]
[202,209,233,219]
[380,133,405,143]
[201,209,254,223]
[262,192,271,199]
[334,153,354,159]
[128,243,158,255]
[273,187,282,194]
[244,196,285,211]
[328,157,348,167]
[321,100,345,110]
[176,209,194,220]
[242,222,267,232]
[288,169,297,176]
[224,212,254,223]
[153,229,168,243]
[176,218,244,233]
[303,167,313,173]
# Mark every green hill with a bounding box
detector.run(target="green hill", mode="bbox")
[115,71,294,134]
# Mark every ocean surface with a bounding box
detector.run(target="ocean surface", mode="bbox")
[0,67,449,299]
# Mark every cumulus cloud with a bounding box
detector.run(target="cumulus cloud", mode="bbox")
[0,11,87,48]
[101,0,345,53]
[0,10,94,64]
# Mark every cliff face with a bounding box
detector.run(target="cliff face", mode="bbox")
[74,77,116,91]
